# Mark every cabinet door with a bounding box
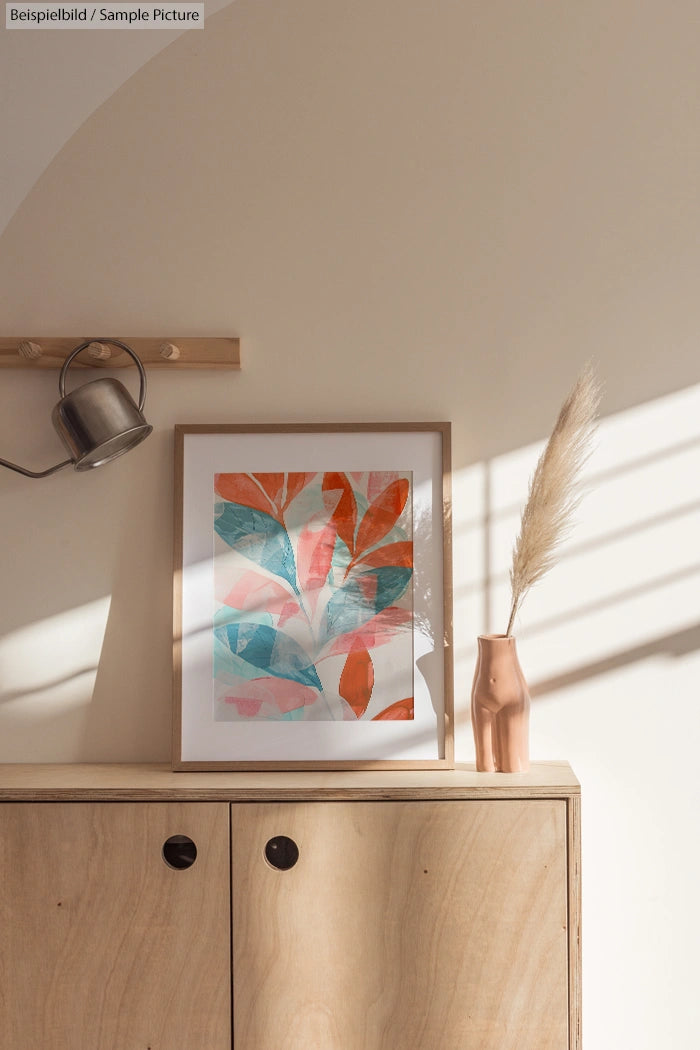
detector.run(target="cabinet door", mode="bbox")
[0,802,231,1050]
[232,799,569,1050]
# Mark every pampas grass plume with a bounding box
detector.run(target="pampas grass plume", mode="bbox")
[506,364,601,636]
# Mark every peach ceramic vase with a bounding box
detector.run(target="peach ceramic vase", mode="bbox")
[471,634,530,773]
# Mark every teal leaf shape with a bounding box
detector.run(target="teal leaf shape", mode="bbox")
[322,566,412,643]
[214,633,261,682]
[215,501,298,593]
[215,621,323,692]
[214,606,273,631]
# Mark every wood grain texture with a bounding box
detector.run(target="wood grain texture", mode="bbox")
[0,337,240,369]
[568,793,583,1050]
[0,802,231,1050]
[171,423,453,769]
[174,759,456,771]
[231,799,569,1050]
[0,762,581,801]
[174,421,452,434]
[441,421,455,766]
[172,425,185,768]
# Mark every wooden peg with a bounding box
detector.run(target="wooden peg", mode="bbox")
[1,336,240,370]
[87,341,112,361]
[159,342,181,361]
[17,340,42,360]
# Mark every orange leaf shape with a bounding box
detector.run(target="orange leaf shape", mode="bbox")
[322,472,357,554]
[355,478,409,555]
[284,473,317,509]
[215,473,279,520]
[372,697,414,720]
[253,473,285,509]
[354,540,413,571]
[339,647,374,718]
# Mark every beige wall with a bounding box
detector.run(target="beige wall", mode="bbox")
[2,2,700,1046]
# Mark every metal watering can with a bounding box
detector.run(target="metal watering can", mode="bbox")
[0,339,153,479]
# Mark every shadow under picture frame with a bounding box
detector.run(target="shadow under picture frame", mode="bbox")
[172,422,454,770]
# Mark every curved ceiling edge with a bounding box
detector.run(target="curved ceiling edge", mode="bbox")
[0,0,237,235]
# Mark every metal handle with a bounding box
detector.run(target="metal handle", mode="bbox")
[59,338,148,411]
[0,455,71,478]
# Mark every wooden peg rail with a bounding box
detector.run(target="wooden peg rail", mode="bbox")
[0,337,240,370]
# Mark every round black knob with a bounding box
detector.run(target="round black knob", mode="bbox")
[162,834,197,870]
[264,835,299,871]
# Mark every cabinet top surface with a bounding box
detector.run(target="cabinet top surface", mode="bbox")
[0,762,579,801]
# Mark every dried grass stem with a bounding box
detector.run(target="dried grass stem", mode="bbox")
[506,365,601,636]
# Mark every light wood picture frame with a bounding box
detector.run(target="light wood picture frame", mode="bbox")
[172,423,453,770]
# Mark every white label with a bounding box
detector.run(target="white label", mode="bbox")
[5,3,204,29]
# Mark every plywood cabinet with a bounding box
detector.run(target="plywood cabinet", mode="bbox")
[0,802,231,1050]
[232,799,569,1049]
[0,763,581,1050]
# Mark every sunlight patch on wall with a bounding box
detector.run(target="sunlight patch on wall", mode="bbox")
[459,382,700,696]
[0,596,111,708]
[451,462,487,698]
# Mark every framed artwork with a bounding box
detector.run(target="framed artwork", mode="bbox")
[172,423,453,769]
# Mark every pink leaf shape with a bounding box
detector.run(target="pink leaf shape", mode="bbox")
[221,571,294,616]
[326,606,412,657]
[222,676,319,716]
[367,471,400,503]
[297,519,337,594]
[223,697,263,717]
[278,600,302,628]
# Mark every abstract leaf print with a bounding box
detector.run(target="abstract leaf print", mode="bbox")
[213,471,413,721]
